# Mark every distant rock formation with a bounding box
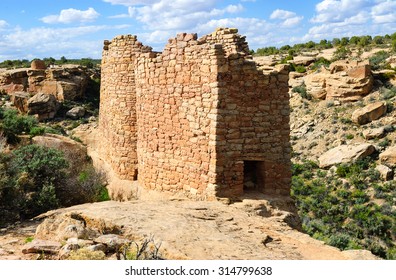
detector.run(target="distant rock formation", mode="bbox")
[0,65,92,119]
[304,60,374,102]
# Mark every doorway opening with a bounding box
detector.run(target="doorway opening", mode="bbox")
[243,161,265,192]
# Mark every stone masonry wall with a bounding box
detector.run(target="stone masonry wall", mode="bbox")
[99,28,291,199]
[98,35,152,180]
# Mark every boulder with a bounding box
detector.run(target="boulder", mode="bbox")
[10,91,30,113]
[326,61,373,101]
[30,59,46,70]
[32,134,87,159]
[93,234,130,252]
[22,239,61,254]
[319,143,376,168]
[351,102,387,125]
[304,60,373,101]
[375,164,393,181]
[0,69,28,94]
[0,66,90,101]
[289,72,305,88]
[66,106,86,119]
[27,92,59,120]
[379,146,396,167]
[362,126,386,140]
[304,72,328,99]
[292,56,316,66]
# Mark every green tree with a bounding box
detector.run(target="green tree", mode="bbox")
[340,37,349,46]
[60,56,68,64]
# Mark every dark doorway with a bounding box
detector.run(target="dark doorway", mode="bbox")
[243,161,265,192]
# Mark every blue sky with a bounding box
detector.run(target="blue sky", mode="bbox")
[0,0,395,60]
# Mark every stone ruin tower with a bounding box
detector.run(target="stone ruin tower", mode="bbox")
[98,28,291,200]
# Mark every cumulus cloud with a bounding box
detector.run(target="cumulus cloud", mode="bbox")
[41,7,100,24]
[109,0,243,32]
[0,24,129,60]
[103,0,158,5]
[371,0,396,23]
[304,0,396,42]
[0,20,8,29]
[269,9,303,28]
[270,9,296,20]
[311,0,372,23]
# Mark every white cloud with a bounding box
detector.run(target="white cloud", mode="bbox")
[303,0,396,43]
[103,0,158,5]
[270,9,296,20]
[109,1,242,32]
[311,0,372,23]
[0,24,130,60]
[371,0,396,23]
[269,9,303,28]
[0,20,8,29]
[41,7,100,24]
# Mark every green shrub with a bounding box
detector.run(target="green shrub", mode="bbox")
[311,57,331,70]
[0,109,38,143]
[328,233,352,250]
[295,65,306,73]
[12,145,68,186]
[292,84,311,100]
[380,86,396,100]
[29,126,46,137]
[68,248,106,260]
[369,51,390,70]
[332,46,351,61]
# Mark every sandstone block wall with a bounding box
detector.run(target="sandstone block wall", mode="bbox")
[98,28,291,199]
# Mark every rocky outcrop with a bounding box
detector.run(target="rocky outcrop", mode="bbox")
[304,60,373,101]
[30,59,46,70]
[22,239,61,255]
[27,93,59,120]
[27,67,89,101]
[32,134,87,159]
[375,164,394,181]
[318,143,376,168]
[351,102,387,125]
[303,72,327,99]
[292,56,316,66]
[24,199,378,260]
[0,69,28,93]
[379,146,396,167]
[362,126,387,140]
[66,106,86,119]
[0,66,90,101]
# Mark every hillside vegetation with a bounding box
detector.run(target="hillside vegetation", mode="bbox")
[253,33,396,259]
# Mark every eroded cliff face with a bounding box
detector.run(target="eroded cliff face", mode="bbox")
[98,28,291,200]
[0,62,94,120]
[0,65,89,101]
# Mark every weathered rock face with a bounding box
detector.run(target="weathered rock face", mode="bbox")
[304,60,373,101]
[66,106,86,119]
[98,28,291,199]
[30,59,46,70]
[32,133,87,158]
[0,66,90,102]
[292,56,316,66]
[27,67,89,101]
[375,164,394,181]
[10,91,30,113]
[303,72,328,99]
[379,146,396,167]
[351,101,387,125]
[318,143,376,168]
[0,69,28,93]
[362,126,387,140]
[27,92,59,120]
